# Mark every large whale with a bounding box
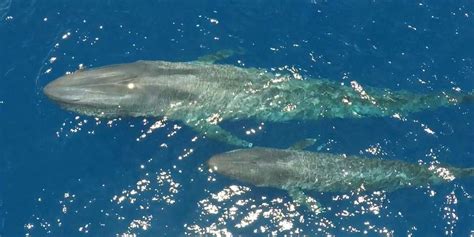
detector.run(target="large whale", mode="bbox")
[43,57,473,147]
[208,143,474,208]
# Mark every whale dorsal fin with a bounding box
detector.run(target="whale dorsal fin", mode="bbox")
[288,138,317,150]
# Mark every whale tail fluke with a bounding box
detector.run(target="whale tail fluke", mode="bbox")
[455,167,474,179]
[462,91,474,104]
[464,167,474,177]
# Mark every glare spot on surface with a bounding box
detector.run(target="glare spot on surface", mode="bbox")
[128,215,153,231]
[350,81,376,105]
[341,97,352,105]
[245,123,265,135]
[25,223,34,230]
[127,83,135,89]
[365,143,385,156]
[287,66,303,80]
[137,118,167,141]
[78,223,90,233]
[283,103,297,112]
[211,185,250,202]
[178,148,194,160]
[55,117,93,137]
[206,113,223,125]
[423,127,435,135]
[428,165,455,181]
[61,32,71,40]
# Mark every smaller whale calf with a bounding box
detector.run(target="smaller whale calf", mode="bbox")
[208,141,473,208]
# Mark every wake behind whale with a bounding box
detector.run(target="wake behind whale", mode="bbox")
[43,56,473,146]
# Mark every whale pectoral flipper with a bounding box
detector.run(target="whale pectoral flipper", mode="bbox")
[197,49,237,64]
[288,188,325,214]
[288,138,318,150]
[189,122,253,147]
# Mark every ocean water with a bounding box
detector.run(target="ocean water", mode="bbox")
[0,1,473,236]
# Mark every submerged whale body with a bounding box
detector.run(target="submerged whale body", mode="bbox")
[44,60,473,146]
[208,147,474,193]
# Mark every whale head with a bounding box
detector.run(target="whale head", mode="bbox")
[208,147,294,188]
[44,61,150,117]
[43,61,199,118]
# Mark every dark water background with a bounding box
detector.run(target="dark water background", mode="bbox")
[0,1,473,236]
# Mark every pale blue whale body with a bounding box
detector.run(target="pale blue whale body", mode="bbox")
[44,58,473,147]
[208,146,474,193]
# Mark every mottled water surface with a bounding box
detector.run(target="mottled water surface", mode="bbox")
[0,1,473,236]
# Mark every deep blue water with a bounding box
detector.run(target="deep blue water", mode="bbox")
[1,1,473,236]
